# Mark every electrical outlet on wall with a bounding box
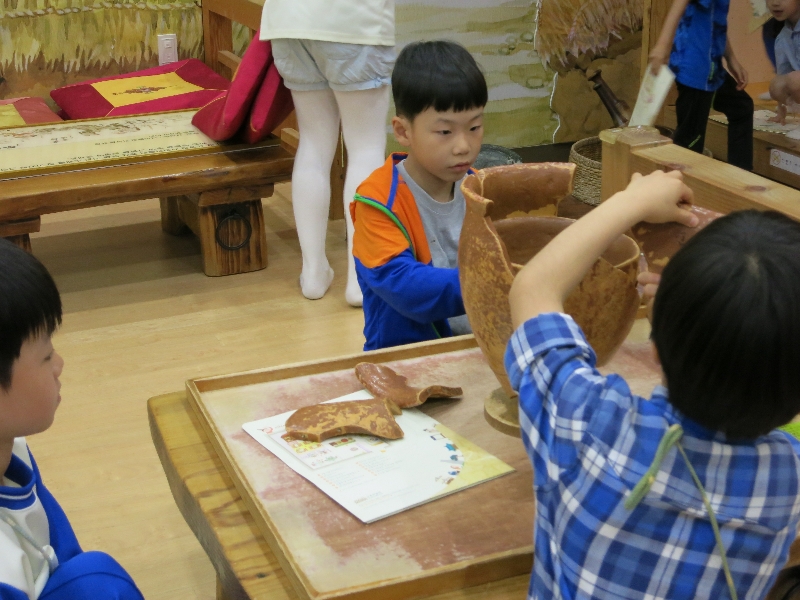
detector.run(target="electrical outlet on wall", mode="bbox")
[157,34,178,65]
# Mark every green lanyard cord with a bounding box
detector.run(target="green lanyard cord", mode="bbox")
[354,193,443,339]
[624,424,738,600]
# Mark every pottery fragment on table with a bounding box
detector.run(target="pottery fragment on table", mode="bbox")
[459,163,640,398]
[631,205,722,274]
[284,397,404,442]
[354,362,463,409]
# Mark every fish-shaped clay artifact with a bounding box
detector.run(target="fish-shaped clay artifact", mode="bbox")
[354,362,463,409]
[284,397,403,442]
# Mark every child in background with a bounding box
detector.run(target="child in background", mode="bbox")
[649,0,754,170]
[0,239,143,600]
[507,170,800,599]
[768,0,800,122]
[351,40,487,350]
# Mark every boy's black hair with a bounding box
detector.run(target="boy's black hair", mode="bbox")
[651,210,800,439]
[392,40,488,120]
[0,239,62,390]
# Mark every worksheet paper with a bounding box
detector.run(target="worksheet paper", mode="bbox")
[629,65,676,127]
[242,391,514,523]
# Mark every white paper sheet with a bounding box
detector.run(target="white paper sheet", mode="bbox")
[629,66,676,127]
[242,391,514,523]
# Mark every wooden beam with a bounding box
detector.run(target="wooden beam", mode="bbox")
[600,128,800,218]
[218,50,242,76]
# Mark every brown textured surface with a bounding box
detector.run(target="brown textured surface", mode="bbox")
[354,362,463,408]
[460,163,640,395]
[284,397,403,442]
[631,206,722,274]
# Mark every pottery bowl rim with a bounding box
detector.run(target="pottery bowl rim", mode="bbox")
[494,215,641,272]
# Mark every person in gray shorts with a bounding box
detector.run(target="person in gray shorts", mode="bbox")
[260,0,395,306]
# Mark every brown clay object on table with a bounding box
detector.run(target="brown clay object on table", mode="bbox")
[284,397,404,442]
[459,164,640,435]
[354,362,463,409]
[631,205,722,274]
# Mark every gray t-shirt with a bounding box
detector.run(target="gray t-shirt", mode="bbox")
[396,160,472,336]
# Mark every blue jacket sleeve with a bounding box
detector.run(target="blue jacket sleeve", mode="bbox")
[0,583,30,600]
[357,249,465,323]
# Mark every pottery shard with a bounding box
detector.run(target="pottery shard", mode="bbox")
[354,362,463,409]
[284,398,404,442]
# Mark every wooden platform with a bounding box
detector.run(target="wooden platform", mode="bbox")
[0,115,294,276]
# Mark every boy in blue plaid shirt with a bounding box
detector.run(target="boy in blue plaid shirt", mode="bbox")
[506,170,800,600]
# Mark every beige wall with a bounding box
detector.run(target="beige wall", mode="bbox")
[728,0,775,83]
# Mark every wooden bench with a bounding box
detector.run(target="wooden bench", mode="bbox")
[0,112,294,276]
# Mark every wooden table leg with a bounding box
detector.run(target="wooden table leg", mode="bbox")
[0,217,41,253]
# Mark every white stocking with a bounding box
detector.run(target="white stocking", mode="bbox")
[291,86,390,305]
[335,86,391,307]
[290,89,340,300]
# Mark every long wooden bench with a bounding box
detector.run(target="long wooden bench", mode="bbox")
[0,112,294,276]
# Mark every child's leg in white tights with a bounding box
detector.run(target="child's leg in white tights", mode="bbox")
[290,88,340,300]
[335,86,391,307]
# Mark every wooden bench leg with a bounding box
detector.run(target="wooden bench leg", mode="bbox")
[164,193,268,277]
[198,201,268,276]
[160,197,189,235]
[0,217,41,253]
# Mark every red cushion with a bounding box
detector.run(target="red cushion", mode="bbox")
[0,97,62,126]
[51,59,230,120]
[242,61,294,144]
[192,34,274,141]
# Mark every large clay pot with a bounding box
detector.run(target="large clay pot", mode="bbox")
[631,206,722,274]
[459,163,641,402]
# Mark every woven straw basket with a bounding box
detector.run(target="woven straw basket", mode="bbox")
[569,136,602,206]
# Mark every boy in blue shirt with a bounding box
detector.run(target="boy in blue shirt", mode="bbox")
[649,0,754,170]
[351,41,487,350]
[507,170,800,599]
[0,239,143,600]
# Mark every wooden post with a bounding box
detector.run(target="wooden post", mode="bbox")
[599,127,671,201]
[203,9,234,79]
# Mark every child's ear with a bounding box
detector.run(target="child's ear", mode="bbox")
[392,116,412,147]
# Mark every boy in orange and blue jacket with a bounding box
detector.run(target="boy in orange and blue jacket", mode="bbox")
[350,40,487,350]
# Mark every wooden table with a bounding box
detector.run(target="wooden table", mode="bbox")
[150,343,800,600]
[661,82,800,189]
[200,0,346,221]
[0,137,293,276]
[148,391,530,600]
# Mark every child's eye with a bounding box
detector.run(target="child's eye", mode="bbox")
[438,130,451,135]
[470,125,482,132]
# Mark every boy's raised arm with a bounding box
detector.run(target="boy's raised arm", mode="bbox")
[649,0,692,74]
[509,171,697,329]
